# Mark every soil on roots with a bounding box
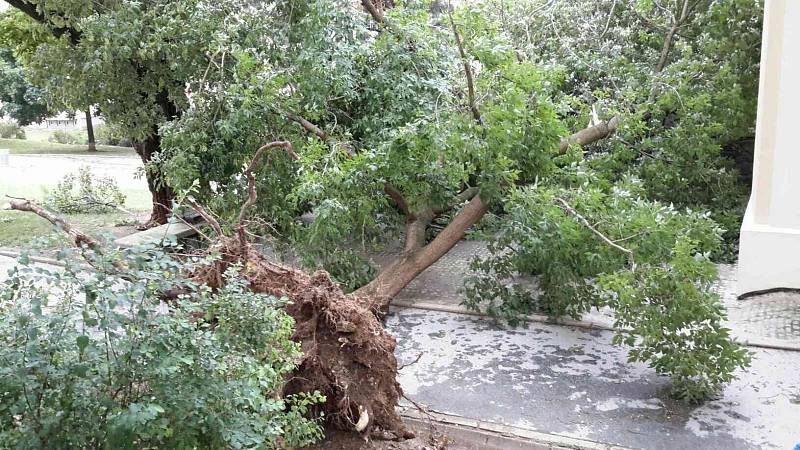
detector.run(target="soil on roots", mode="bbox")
[189,238,411,439]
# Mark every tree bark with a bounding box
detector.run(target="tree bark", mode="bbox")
[356,194,489,304]
[559,116,620,153]
[133,134,173,227]
[85,108,96,152]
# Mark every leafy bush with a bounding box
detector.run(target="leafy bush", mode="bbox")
[48,129,84,145]
[0,248,324,449]
[0,120,25,139]
[95,123,133,147]
[45,166,126,213]
[463,168,751,401]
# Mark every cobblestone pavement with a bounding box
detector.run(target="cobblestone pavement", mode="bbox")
[372,240,800,348]
[718,264,800,346]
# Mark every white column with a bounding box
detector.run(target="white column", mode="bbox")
[738,0,800,295]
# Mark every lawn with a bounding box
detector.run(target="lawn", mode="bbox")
[0,209,142,250]
[0,137,136,156]
[0,128,149,250]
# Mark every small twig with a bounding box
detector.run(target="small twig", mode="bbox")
[554,197,634,265]
[448,2,482,125]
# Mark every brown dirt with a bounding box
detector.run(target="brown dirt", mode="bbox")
[189,238,411,439]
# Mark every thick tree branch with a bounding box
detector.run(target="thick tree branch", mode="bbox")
[7,197,100,249]
[356,194,489,302]
[559,116,620,153]
[361,0,385,24]
[287,113,329,142]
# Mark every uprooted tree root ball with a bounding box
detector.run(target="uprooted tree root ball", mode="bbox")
[7,141,414,440]
[190,237,413,439]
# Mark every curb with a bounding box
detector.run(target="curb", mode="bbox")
[400,408,632,450]
[391,300,800,352]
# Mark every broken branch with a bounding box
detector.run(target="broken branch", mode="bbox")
[559,116,620,153]
[7,197,101,250]
[554,197,634,263]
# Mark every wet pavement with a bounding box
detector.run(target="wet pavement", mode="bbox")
[387,308,800,450]
[0,153,144,191]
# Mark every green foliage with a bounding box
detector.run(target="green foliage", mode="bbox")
[0,49,48,126]
[464,167,751,400]
[0,120,26,139]
[23,0,246,142]
[0,248,324,449]
[44,166,126,213]
[481,0,761,260]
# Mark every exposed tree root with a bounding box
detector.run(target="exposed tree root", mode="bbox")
[189,237,412,439]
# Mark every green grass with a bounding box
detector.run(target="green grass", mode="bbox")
[0,210,141,249]
[0,182,153,212]
[0,137,136,156]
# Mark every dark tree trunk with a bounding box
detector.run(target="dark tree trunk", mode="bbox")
[133,134,173,227]
[85,108,96,152]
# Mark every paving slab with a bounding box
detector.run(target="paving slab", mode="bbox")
[113,222,198,247]
[387,307,800,450]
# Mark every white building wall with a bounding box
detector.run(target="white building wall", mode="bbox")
[738,0,800,295]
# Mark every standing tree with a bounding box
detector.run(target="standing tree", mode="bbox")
[0,48,48,125]
[3,0,240,225]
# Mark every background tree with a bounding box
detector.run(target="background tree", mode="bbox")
[0,48,48,125]
[3,0,245,225]
[0,8,98,150]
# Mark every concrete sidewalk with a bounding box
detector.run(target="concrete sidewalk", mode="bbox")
[387,307,800,450]
[376,240,800,350]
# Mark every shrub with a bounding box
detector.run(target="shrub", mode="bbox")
[95,123,133,147]
[0,248,324,449]
[45,166,126,213]
[48,129,85,145]
[0,120,25,139]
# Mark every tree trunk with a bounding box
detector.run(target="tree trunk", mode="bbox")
[85,108,96,152]
[356,195,489,306]
[133,134,173,227]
